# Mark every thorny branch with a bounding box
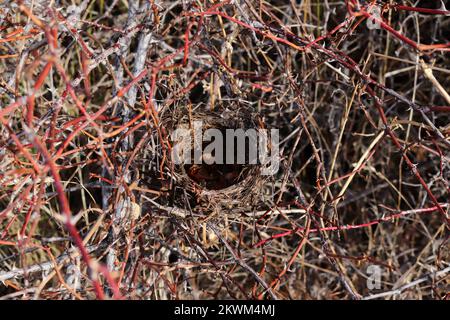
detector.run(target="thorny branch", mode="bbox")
[0,0,449,300]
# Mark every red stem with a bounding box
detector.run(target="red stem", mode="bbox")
[254,205,445,247]
[393,5,450,15]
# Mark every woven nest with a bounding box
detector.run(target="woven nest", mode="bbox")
[157,102,272,211]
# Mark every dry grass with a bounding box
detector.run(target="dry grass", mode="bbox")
[0,0,449,300]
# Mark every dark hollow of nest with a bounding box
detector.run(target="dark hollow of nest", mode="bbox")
[159,103,271,209]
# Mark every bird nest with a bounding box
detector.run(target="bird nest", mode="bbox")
[156,102,273,211]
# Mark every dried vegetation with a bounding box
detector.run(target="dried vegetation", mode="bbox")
[0,0,449,300]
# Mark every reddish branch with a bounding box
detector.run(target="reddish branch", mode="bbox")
[255,205,447,248]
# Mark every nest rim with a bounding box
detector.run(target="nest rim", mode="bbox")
[160,102,270,209]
